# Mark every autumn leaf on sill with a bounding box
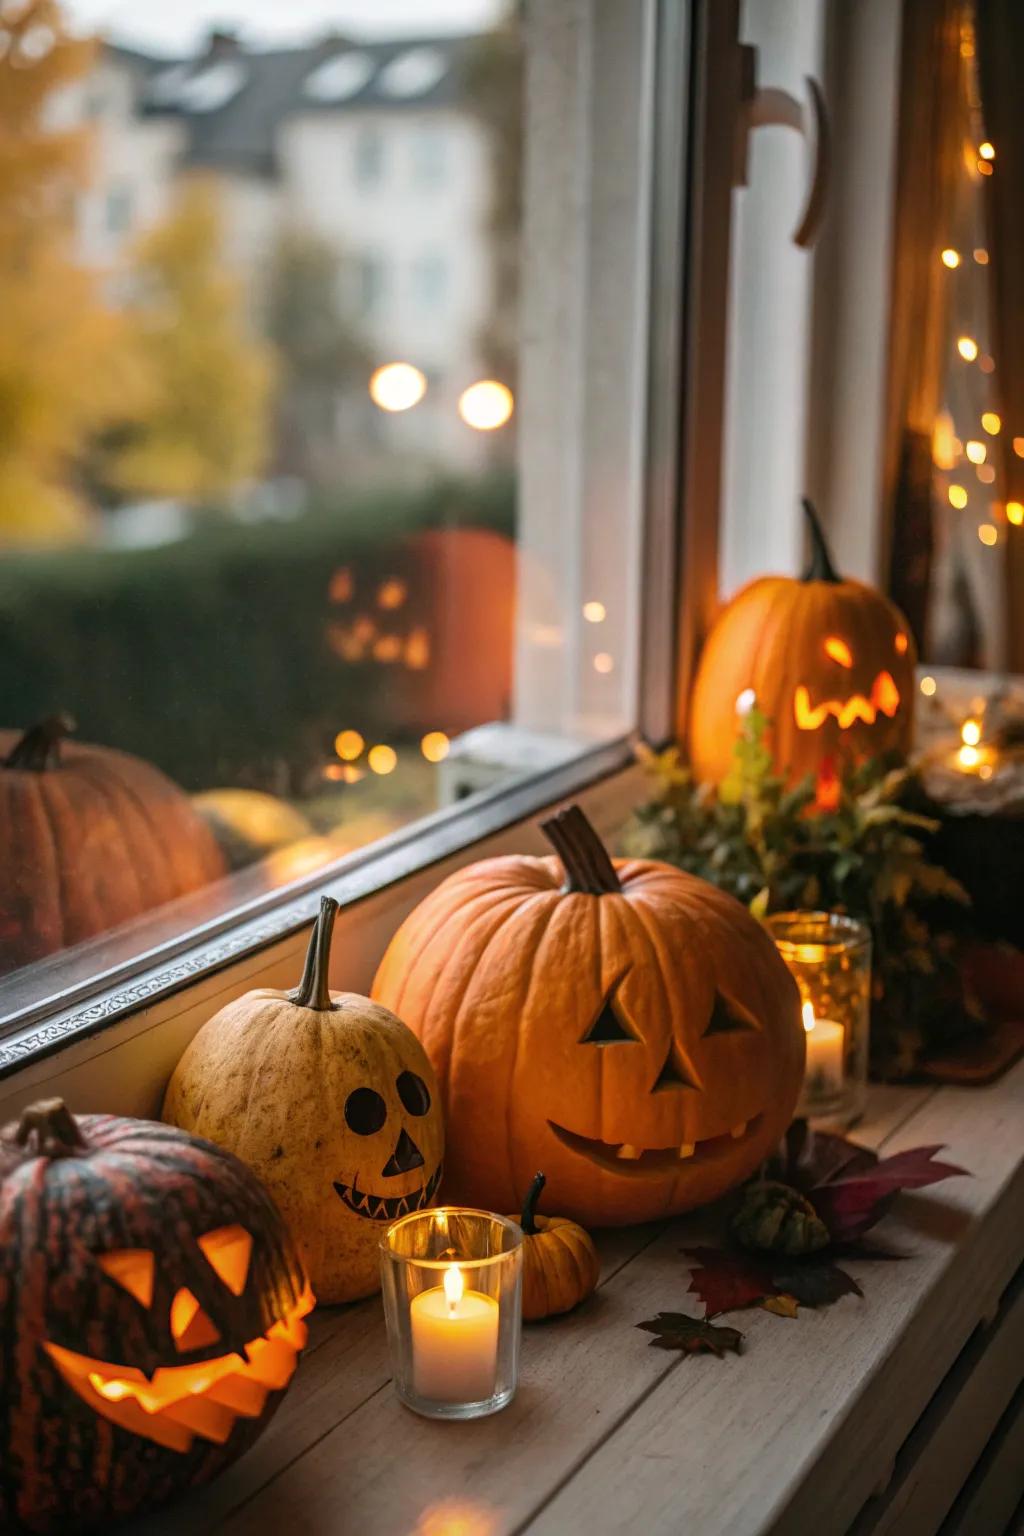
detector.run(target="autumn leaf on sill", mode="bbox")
[637,1311,744,1358]
[684,1246,862,1318]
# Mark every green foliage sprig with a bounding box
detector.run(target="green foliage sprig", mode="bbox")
[622,709,979,1077]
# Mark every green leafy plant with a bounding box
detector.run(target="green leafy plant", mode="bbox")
[622,709,980,1076]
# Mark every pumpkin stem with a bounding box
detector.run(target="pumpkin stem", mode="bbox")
[521,1172,546,1234]
[540,805,621,895]
[801,498,841,584]
[12,1099,87,1158]
[4,713,75,772]
[291,895,339,1011]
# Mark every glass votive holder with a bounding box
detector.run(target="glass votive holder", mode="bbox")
[765,911,872,1128]
[380,1207,523,1421]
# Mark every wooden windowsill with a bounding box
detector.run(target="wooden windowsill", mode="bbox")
[128,1062,1024,1536]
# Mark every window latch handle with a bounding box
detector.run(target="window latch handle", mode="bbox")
[734,43,830,249]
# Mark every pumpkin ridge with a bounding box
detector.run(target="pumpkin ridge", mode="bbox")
[74,759,151,920]
[457,888,558,1209]
[103,749,223,891]
[416,886,554,1111]
[386,881,536,1023]
[29,771,67,952]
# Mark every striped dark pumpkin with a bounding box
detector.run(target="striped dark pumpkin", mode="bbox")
[0,1100,312,1534]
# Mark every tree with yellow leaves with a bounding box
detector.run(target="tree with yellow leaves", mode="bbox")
[106,181,275,502]
[0,0,134,546]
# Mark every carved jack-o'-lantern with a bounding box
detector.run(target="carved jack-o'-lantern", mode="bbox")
[164,897,444,1305]
[0,1100,311,1535]
[688,501,916,804]
[372,807,803,1227]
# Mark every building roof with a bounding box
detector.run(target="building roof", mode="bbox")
[107,32,481,180]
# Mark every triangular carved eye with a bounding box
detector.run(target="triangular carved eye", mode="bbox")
[651,1042,697,1091]
[97,1249,155,1309]
[170,1287,221,1352]
[198,1225,253,1296]
[581,996,638,1044]
[704,993,757,1036]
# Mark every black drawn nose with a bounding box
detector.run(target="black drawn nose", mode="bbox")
[382,1127,425,1178]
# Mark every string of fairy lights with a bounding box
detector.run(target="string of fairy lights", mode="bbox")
[932,20,1022,556]
[919,16,1021,779]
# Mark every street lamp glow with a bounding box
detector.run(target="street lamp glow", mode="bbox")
[458,380,514,431]
[370,363,427,413]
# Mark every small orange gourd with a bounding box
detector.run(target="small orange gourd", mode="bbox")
[510,1173,600,1321]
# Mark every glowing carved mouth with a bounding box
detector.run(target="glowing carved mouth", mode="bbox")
[43,1286,314,1454]
[547,1117,763,1176]
[794,672,900,731]
[333,1162,442,1222]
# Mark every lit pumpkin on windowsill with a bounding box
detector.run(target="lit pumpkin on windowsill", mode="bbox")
[688,500,916,806]
[372,805,803,1228]
[0,1100,312,1535]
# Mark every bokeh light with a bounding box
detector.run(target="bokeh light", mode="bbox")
[977,523,998,546]
[593,652,614,674]
[370,362,427,413]
[368,744,398,775]
[420,731,450,764]
[940,248,960,268]
[919,675,937,697]
[1007,501,1024,526]
[948,484,968,509]
[458,380,514,431]
[334,729,364,761]
[957,336,978,362]
[981,411,1001,435]
[582,600,606,623]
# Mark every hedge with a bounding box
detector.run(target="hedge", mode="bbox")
[0,472,515,792]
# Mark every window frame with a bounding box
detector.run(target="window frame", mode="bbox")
[0,0,715,1079]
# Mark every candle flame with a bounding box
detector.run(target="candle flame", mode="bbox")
[802,1001,816,1034]
[444,1262,464,1314]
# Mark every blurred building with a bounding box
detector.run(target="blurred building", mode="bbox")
[61,29,496,477]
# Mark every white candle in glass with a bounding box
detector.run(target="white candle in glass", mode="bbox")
[802,1001,845,1097]
[410,1263,499,1404]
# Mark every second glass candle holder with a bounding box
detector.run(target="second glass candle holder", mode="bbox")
[766,910,872,1128]
[380,1207,523,1420]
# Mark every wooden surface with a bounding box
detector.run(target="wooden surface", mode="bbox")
[130,1065,1024,1536]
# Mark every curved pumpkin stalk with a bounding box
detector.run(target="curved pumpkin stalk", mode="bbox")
[290,894,339,1011]
[540,805,621,895]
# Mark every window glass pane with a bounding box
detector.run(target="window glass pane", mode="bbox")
[0,2,659,1020]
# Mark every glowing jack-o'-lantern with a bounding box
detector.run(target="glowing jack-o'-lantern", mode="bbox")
[372,806,803,1227]
[688,500,916,804]
[0,1099,311,1534]
[164,897,444,1305]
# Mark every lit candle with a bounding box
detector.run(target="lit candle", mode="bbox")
[802,1001,845,1099]
[410,1263,499,1404]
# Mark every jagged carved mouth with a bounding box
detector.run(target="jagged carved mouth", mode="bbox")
[43,1287,314,1454]
[547,1117,763,1176]
[794,671,900,732]
[333,1162,442,1222]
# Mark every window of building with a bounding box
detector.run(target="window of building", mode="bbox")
[411,252,447,312]
[354,123,385,187]
[355,251,386,315]
[411,126,447,188]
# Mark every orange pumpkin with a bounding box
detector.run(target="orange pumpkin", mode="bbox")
[0,714,225,971]
[688,501,916,803]
[372,806,803,1227]
[510,1173,601,1320]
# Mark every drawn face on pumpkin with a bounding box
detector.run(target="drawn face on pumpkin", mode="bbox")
[44,1224,313,1454]
[333,1068,443,1222]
